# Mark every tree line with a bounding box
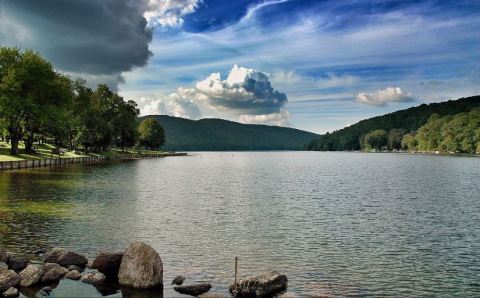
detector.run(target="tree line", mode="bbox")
[359,108,480,153]
[306,96,480,151]
[0,47,164,155]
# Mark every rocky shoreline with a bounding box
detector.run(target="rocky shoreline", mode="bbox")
[0,241,287,297]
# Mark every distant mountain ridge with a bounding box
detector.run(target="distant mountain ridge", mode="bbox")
[307,95,480,151]
[140,115,320,151]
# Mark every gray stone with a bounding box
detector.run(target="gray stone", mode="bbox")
[67,265,84,272]
[2,287,19,298]
[64,270,81,280]
[174,283,212,296]
[18,264,44,287]
[41,263,69,283]
[118,241,163,289]
[44,248,88,267]
[6,256,28,272]
[172,275,185,285]
[91,251,123,279]
[80,270,106,285]
[229,271,288,297]
[0,262,8,271]
[0,270,20,292]
[39,286,52,296]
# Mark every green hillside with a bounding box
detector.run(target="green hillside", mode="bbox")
[307,95,480,151]
[140,115,319,151]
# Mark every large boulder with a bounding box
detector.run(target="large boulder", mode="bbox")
[81,270,106,285]
[6,256,28,272]
[18,264,44,287]
[44,248,88,267]
[229,271,288,297]
[41,263,69,283]
[174,283,212,296]
[2,287,19,298]
[118,241,163,289]
[91,252,123,279]
[0,270,20,292]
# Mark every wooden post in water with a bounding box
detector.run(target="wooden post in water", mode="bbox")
[234,256,238,298]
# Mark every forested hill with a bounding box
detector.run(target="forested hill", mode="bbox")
[140,115,320,151]
[307,95,480,151]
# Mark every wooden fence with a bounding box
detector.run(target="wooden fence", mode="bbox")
[0,152,186,171]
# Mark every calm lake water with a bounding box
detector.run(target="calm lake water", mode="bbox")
[1,152,480,297]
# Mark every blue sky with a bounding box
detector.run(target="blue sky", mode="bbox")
[2,0,480,133]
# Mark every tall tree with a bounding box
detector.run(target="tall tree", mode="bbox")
[138,118,165,150]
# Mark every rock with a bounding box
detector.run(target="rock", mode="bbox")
[18,264,44,287]
[118,241,163,289]
[0,250,8,262]
[86,260,93,269]
[44,248,88,267]
[91,251,123,279]
[41,263,69,283]
[0,262,8,271]
[81,270,106,285]
[2,287,19,298]
[39,286,53,296]
[64,270,81,280]
[67,265,84,273]
[229,271,288,297]
[172,275,185,285]
[174,283,212,296]
[6,256,28,272]
[0,270,20,292]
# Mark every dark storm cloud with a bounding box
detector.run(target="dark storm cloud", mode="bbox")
[0,0,153,83]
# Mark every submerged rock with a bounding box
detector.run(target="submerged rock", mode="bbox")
[92,251,123,279]
[64,270,81,280]
[6,256,28,272]
[0,250,8,262]
[2,287,19,298]
[118,241,163,289]
[44,248,88,267]
[81,270,106,285]
[229,271,288,297]
[0,262,8,271]
[18,264,44,287]
[41,263,69,283]
[0,270,20,292]
[39,286,53,296]
[174,283,212,296]
[172,275,185,285]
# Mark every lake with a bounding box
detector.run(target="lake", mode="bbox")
[1,152,480,297]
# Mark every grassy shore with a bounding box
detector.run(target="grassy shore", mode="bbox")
[0,141,166,162]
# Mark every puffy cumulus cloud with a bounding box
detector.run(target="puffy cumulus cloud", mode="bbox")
[239,110,290,126]
[195,64,288,115]
[137,88,202,119]
[144,0,202,27]
[356,87,415,106]
[0,0,155,89]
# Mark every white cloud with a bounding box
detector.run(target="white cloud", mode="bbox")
[137,88,202,119]
[144,0,201,27]
[239,110,290,126]
[356,87,415,106]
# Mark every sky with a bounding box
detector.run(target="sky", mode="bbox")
[1,0,479,133]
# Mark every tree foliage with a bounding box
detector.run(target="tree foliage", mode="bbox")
[139,118,165,150]
[0,47,140,154]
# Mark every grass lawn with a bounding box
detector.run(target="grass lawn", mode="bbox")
[0,141,167,161]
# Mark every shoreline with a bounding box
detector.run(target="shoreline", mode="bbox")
[0,152,187,172]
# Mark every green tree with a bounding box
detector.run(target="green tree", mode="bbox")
[388,128,406,150]
[139,118,165,150]
[0,47,59,155]
[363,129,388,150]
[401,133,417,151]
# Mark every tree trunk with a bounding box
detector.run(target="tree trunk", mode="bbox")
[10,137,19,155]
[24,135,34,153]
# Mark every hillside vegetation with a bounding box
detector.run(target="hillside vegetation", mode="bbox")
[307,96,480,151]
[140,115,319,151]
